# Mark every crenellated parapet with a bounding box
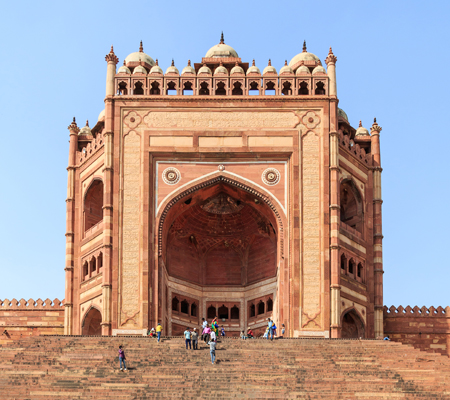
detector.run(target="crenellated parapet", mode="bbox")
[338,130,372,166]
[384,305,450,317]
[77,131,105,165]
[0,298,65,309]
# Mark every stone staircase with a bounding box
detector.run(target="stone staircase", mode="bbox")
[1,336,450,399]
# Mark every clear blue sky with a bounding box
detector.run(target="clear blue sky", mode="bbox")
[0,1,448,308]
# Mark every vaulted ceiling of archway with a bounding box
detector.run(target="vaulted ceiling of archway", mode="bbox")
[165,187,277,286]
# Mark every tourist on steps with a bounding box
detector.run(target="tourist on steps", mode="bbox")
[202,325,211,343]
[221,326,226,337]
[267,318,274,341]
[208,338,217,364]
[281,324,285,338]
[118,345,127,371]
[184,327,192,349]
[156,323,163,343]
[211,317,219,338]
[240,330,247,340]
[247,327,254,339]
[192,328,198,350]
[201,318,208,341]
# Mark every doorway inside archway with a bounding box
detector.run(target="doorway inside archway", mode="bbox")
[341,310,365,339]
[82,308,102,335]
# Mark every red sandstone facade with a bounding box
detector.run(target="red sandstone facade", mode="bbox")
[2,37,448,354]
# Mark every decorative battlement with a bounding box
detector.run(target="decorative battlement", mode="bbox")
[78,131,104,164]
[0,298,65,309]
[339,130,372,166]
[384,305,450,317]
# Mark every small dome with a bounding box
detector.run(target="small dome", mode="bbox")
[355,121,370,136]
[98,109,105,122]
[296,65,310,76]
[312,65,327,75]
[205,33,238,58]
[246,60,260,75]
[214,62,228,75]
[79,120,92,136]
[165,60,179,75]
[181,60,195,75]
[150,59,163,75]
[125,41,155,66]
[289,41,321,67]
[230,62,244,75]
[133,65,147,75]
[198,64,212,75]
[263,60,277,75]
[117,61,131,74]
[338,108,348,121]
[279,60,293,75]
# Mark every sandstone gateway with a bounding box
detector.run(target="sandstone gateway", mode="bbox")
[2,37,449,355]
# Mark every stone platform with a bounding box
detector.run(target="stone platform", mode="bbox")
[1,336,450,399]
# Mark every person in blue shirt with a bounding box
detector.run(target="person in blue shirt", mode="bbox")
[267,318,274,341]
[184,327,191,349]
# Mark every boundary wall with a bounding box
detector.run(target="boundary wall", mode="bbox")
[384,305,450,357]
[0,298,64,341]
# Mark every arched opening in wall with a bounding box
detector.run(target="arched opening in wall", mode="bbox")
[340,180,363,233]
[215,82,226,95]
[84,180,103,232]
[249,81,259,95]
[341,309,365,339]
[250,304,256,318]
[91,257,96,274]
[348,259,355,275]
[340,253,347,273]
[180,300,189,314]
[150,81,160,95]
[199,82,210,95]
[166,81,177,95]
[357,263,364,281]
[281,82,292,95]
[267,298,273,312]
[265,81,276,95]
[218,305,228,320]
[207,305,216,319]
[81,307,102,336]
[98,253,103,271]
[315,82,325,95]
[118,82,128,95]
[82,262,88,281]
[172,297,179,312]
[134,81,144,95]
[191,303,197,317]
[230,306,239,320]
[183,82,193,95]
[232,82,243,95]
[298,82,309,95]
[257,301,265,315]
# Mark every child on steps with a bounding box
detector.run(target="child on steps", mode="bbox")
[118,345,127,371]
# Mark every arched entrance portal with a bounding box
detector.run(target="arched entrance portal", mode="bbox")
[341,309,365,339]
[157,176,284,337]
[82,307,102,335]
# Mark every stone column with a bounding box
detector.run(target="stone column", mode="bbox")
[101,47,118,335]
[326,48,340,338]
[325,48,337,97]
[64,118,79,335]
[370,119,384,338]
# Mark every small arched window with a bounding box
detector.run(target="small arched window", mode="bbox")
[218,305,228,320]
[199,82,210,95]
[357,263,364,280]
[341,253,347,272]
[267,298,273,312]
[282,81,292,95]
[298,81,309,95]
[191,303,197,317]
[150,81,160,95]
[349,259,356,275]
[215,82,226,95]
[340,180,363,233]
[183,82,193,95]
[172,297,179,312]
[265,81,276,95]
[249,81,259,95]
[91,257,96,273]
[207,305,216,319]
[118,82,128,95]
[230,306,239,320]
[315,82,325,95]
[134,81,144,95]
[84,180,103,232]
[232,82,243,95]
[257,301,265,315]
[166,81,177,95]
[83,262,89,279]
[250,303,255,318]
[181,300,189,314]
[98,253,103,271]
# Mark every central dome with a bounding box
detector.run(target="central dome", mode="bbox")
[289,41,321,67]
[205,32,238,58]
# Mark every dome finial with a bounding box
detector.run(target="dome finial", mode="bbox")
[139,41,143,52]
[284,60,288,66]
[188,59,191,66]
[86,120,89,127]
[123,60,126,66]
[252,59,255,66]
[110,45,114,54]
[374,117,377,123]
[268,59,271,66]
[155,59,159,66]
[220,31,225,44]
[359,120,362,127]
[171,59,174,67]
[303,40,307,53]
